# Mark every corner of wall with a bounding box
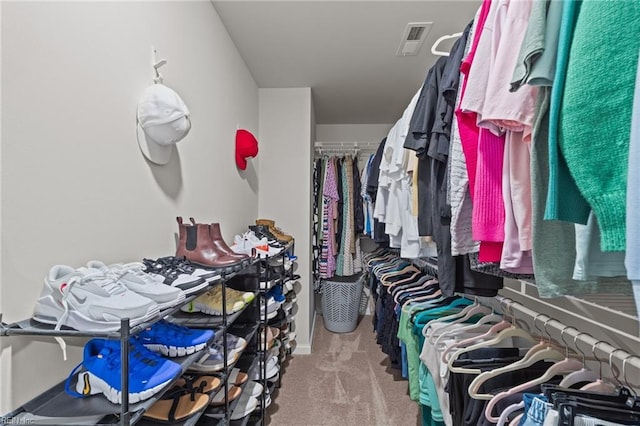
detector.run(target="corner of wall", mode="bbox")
[257,88,314,352]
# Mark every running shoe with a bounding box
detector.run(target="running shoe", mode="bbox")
[33,265,159,332]
[137,320,214,357]
[66,338,181,404]
[181,285,254,316]
[142,258,209,295]
[86,261,185,310]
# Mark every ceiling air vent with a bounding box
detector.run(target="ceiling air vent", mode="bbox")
[396,22,433,56]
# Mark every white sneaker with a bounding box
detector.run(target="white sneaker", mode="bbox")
[86,261,185,310]
[283,279,296,294]
[141,258,209,295]
[249,356,279,380]
[230,394,258,420]
[244,381,264,398]
[33,265,159,332]
[260,297,280,319]
[233,232,282,258]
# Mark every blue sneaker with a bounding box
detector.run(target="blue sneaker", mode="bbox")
[66,338,181,404]
[267,285,286,303]
[137,320,214,357]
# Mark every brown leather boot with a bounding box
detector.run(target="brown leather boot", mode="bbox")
[175,218,239,270]
[199,220,249,262]
[268,225,293,242]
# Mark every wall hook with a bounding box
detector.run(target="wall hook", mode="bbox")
[151,46,167,84]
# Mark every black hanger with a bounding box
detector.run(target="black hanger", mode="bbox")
[557,400,640,426]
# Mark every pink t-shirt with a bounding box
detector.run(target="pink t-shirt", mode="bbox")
[479,0,536,272]
[479,0,538,136]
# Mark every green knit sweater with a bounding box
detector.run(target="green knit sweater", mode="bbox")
[560,0,640,251]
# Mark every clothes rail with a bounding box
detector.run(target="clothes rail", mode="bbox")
[314,141,379,149]
[314,141,378,154]
[410,256,439,277]
[470,294,640,390]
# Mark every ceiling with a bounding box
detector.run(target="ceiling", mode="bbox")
[212,1,479,125]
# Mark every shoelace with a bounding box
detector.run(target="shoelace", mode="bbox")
[54,272,85,360]
[54,271,128,360]
[65,339,165,398]
[160,257,195,274]
[143,258,180,280]
[110,262,159,285]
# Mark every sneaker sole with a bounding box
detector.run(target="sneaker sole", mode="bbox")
[154,292,187,311]
[174,279,209,296]
[188,261,242,275]
[143,342,208,358]
[75,370,170,404]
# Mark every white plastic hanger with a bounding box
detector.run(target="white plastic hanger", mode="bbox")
[401,287,443,309]
[559,330,598,387]
[469,347,567,400]
[483,329,584,421]
[469,317,569,401]
[443,300,527,368]
[483,357,583,420]
[393,276,438,303]
[580,340,618,393]
[424,301,492,339]
[448,325,536,374]
[622,354,639,399]
[508,414,523,426]
[430,32,462,57]
[497,401,524,426]
[434,313,504,355]
[381,265,420,283]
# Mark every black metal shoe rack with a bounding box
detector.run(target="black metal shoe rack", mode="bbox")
[245,239,295,426]
[0,258,261,426]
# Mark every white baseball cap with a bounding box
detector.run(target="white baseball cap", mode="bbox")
[136,83,191,165]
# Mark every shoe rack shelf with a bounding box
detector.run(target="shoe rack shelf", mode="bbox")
[135,326,260,426]
[0,266,258,426]
[252,243,296,426]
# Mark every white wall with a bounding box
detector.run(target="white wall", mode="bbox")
[258,88,313,354]
[1,1,259,412]
[316,124,392,143]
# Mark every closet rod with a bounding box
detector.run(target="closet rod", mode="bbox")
[314,141,379,152]
[480,295,640,387]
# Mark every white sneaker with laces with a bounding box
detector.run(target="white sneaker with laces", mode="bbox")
[233,232,283,258]
[32,265,159,332]
[86,261,185,310]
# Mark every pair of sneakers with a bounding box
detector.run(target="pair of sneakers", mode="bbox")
[142,256,220,294]
[33,262,173,333]
[66,337,182,404]
[231,230,283,258]
[181,285,255,316]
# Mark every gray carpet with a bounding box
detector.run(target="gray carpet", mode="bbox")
[266,315,420,425]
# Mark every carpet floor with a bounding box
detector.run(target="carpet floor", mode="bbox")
[266,315,420,425]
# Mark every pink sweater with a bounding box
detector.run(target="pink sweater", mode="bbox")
[457,0,505,261]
